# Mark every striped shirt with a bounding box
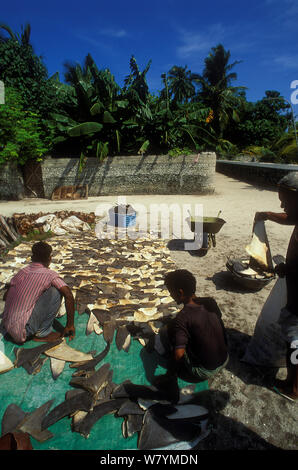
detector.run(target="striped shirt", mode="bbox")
[2,263,67,343]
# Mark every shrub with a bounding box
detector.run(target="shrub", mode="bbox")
[0,87,50,165]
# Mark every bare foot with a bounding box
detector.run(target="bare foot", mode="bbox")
[32,331,62,343]
[273,385,298,402]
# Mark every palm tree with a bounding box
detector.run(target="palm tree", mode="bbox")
[194,44,246,139]
[123,55,152,105]
[0,22,31,44]
[165,65,195,105]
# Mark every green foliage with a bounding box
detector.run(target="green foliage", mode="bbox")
[168,146,193,157]
[0,24,57,119]
[0,24,294,164]
[241,145,278,162]
[0,87,50,165]
[270,128,298,163]
[193,44,246,139]
[164,66,195,104]
[215,139,239,156]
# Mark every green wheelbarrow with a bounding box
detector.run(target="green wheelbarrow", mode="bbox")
[187,212,226,249]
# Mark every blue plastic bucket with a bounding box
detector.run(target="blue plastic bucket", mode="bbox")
[109,208,136,227]
[114,212,136,227]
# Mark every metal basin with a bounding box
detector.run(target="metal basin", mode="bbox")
[189,217,226,234]
[226,257,275,291]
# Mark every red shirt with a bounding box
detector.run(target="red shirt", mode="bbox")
[2,263,67,343]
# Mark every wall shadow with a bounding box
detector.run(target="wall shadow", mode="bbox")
[167,239,209,258]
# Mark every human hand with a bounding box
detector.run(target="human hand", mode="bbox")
[274,263,287,278]
[62,325,75,341]
[254,212,269,222]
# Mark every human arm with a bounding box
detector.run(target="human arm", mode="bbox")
[58,285,75,340]
[254,212,296,225]
[162,347,186,378]
[166,315,189,374]
[3,283,10,301]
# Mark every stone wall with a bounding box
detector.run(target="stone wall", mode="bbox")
[0,162,24,200]
[216,160,298,188]
[40,153,216,198]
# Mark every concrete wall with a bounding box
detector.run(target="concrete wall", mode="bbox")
[0,162,24,200]
[40,153,216,198]
[216,160,298,188]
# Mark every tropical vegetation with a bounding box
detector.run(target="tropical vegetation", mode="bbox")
[0,23,297,168]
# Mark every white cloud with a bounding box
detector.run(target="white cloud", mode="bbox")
[76,27,128,48]
[76,33,102,47]
[264,0,298,29]
[176,24,226,59]
[99,28,128,38]
[273,55,298,70]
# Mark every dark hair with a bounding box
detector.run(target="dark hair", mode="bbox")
[164,269,196,296]
[31,241,52,263]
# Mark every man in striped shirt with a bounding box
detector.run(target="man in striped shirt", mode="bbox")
[1,241,75,344]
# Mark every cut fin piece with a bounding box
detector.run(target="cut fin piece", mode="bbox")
[0,351,14,374]
[50,357,66,380]
[245,220,273,270]
[44,339,93,362]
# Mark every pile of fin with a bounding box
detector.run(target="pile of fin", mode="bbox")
[0,229,212,448]
[1,231,180,334]
[13,211,97,236]
[0,215,20,253]
[1,346,211,449]
[226,220,275,286]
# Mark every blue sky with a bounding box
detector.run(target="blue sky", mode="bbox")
[2,0,298,112]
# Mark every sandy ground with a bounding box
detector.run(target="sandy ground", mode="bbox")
[0,173,297,450]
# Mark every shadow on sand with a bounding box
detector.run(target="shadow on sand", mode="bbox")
[167,239,209,258]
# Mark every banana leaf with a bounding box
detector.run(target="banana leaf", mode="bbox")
[103,111,116,124]
[122,120,139,129]
[78,152,87,173]
[116,100,129,109]
[138,140,150,155]
[115,129,121,153]
[49,113,77,126]
[232,109,240,122]
[52,136,68,144]
[96,141,109,161]
[90,102,104,116]
[68,122,103,137]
